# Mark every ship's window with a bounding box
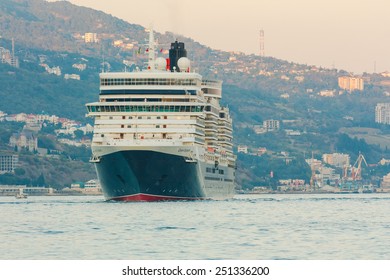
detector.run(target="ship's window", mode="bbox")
[156,125,160,128]
[127,125,131,128]
[219,170,224,175]
[138,116,142,119]
[109,116,113,120]
[157,116,161,119]
[147,116,151,119]
[128,116,132,119]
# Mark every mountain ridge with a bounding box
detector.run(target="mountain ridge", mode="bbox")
[1,0,390,189]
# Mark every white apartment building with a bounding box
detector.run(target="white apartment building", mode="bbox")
[9,131,38,151]
[319,166,340,184]
[381,173,390,188]
[322,153,350,168]
[84,33,98,43]
[0,155,18,174]
[64,74,81,80]
[263,120,280,131]
[338,76,364,91]
[375,103,390,124]
[237,145,248,154]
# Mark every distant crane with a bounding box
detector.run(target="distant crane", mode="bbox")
[350,153,368,181]
[309,151,318,189]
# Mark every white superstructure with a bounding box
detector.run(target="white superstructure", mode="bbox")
[86,29,235,201]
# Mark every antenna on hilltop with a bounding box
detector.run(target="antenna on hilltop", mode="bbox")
[259,29,265,57]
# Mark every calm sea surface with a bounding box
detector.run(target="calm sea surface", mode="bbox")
[1,193,390,260]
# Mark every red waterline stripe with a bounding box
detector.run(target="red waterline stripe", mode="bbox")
[110,193,203,202]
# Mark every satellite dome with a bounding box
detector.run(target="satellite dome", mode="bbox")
[177,57,190,72]
[155,57,167,70]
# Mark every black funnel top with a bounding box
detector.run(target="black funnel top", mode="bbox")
[169,41,187,72]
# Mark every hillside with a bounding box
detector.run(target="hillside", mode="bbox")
[1,0,390,189]
[0,0,144,55]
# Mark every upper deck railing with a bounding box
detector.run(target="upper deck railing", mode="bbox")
[100,77,201,87]
[201,79,222,89]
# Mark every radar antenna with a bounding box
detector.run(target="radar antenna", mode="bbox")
[147,27,155,70]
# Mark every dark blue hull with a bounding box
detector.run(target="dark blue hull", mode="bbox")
[95,150,205,201]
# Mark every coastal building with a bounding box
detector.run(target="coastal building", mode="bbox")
[285,129,301,136]
[72,63,87,71]
[9,131,38,151]
[318,90,336,97]
[253,125,266,134]
[280,93,290,99]
[322,153,350,168]
[84,32,98,43]
[381,173,390,188]
[0,155,18,174]
[375,103,390,125]
[0,185,53,196]
[64,74,81,80]
[5,113,59,124]
[0,47,19,68]
[41,64,61,76]
[305,158,322,170]
[113,40,124,47]
[318,166,340,185]
[0,111,6,121]
[279,179,305,186]
[257,147,267,156]
[237,145,248,154]
[379,158,390,165]
[338,76,364,92]
[381,71,390,78]
[69,179,102,194]
[263,120,280,131]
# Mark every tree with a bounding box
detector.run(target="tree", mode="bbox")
[35,172,46,187]
[73,129,84,139]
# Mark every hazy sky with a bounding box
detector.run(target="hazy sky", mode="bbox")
[64,0,390,74]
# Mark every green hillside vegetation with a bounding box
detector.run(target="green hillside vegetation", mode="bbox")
[0,152,94,188]
[1,0,390,189]
[0,0,144,56]
[0,63,95,120]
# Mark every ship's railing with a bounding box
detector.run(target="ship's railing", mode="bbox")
[201,80,222,88]
[92,137,204,147]
[100,77,201,87]
[87,104,204,113]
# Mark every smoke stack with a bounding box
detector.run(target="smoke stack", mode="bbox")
[169,41,187,72]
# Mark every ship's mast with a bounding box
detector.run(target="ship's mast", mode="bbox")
[148,27,155,71]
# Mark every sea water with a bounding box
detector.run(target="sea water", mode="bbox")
[1,193,389,260]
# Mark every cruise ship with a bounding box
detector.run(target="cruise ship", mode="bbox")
[86,29,235,201]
